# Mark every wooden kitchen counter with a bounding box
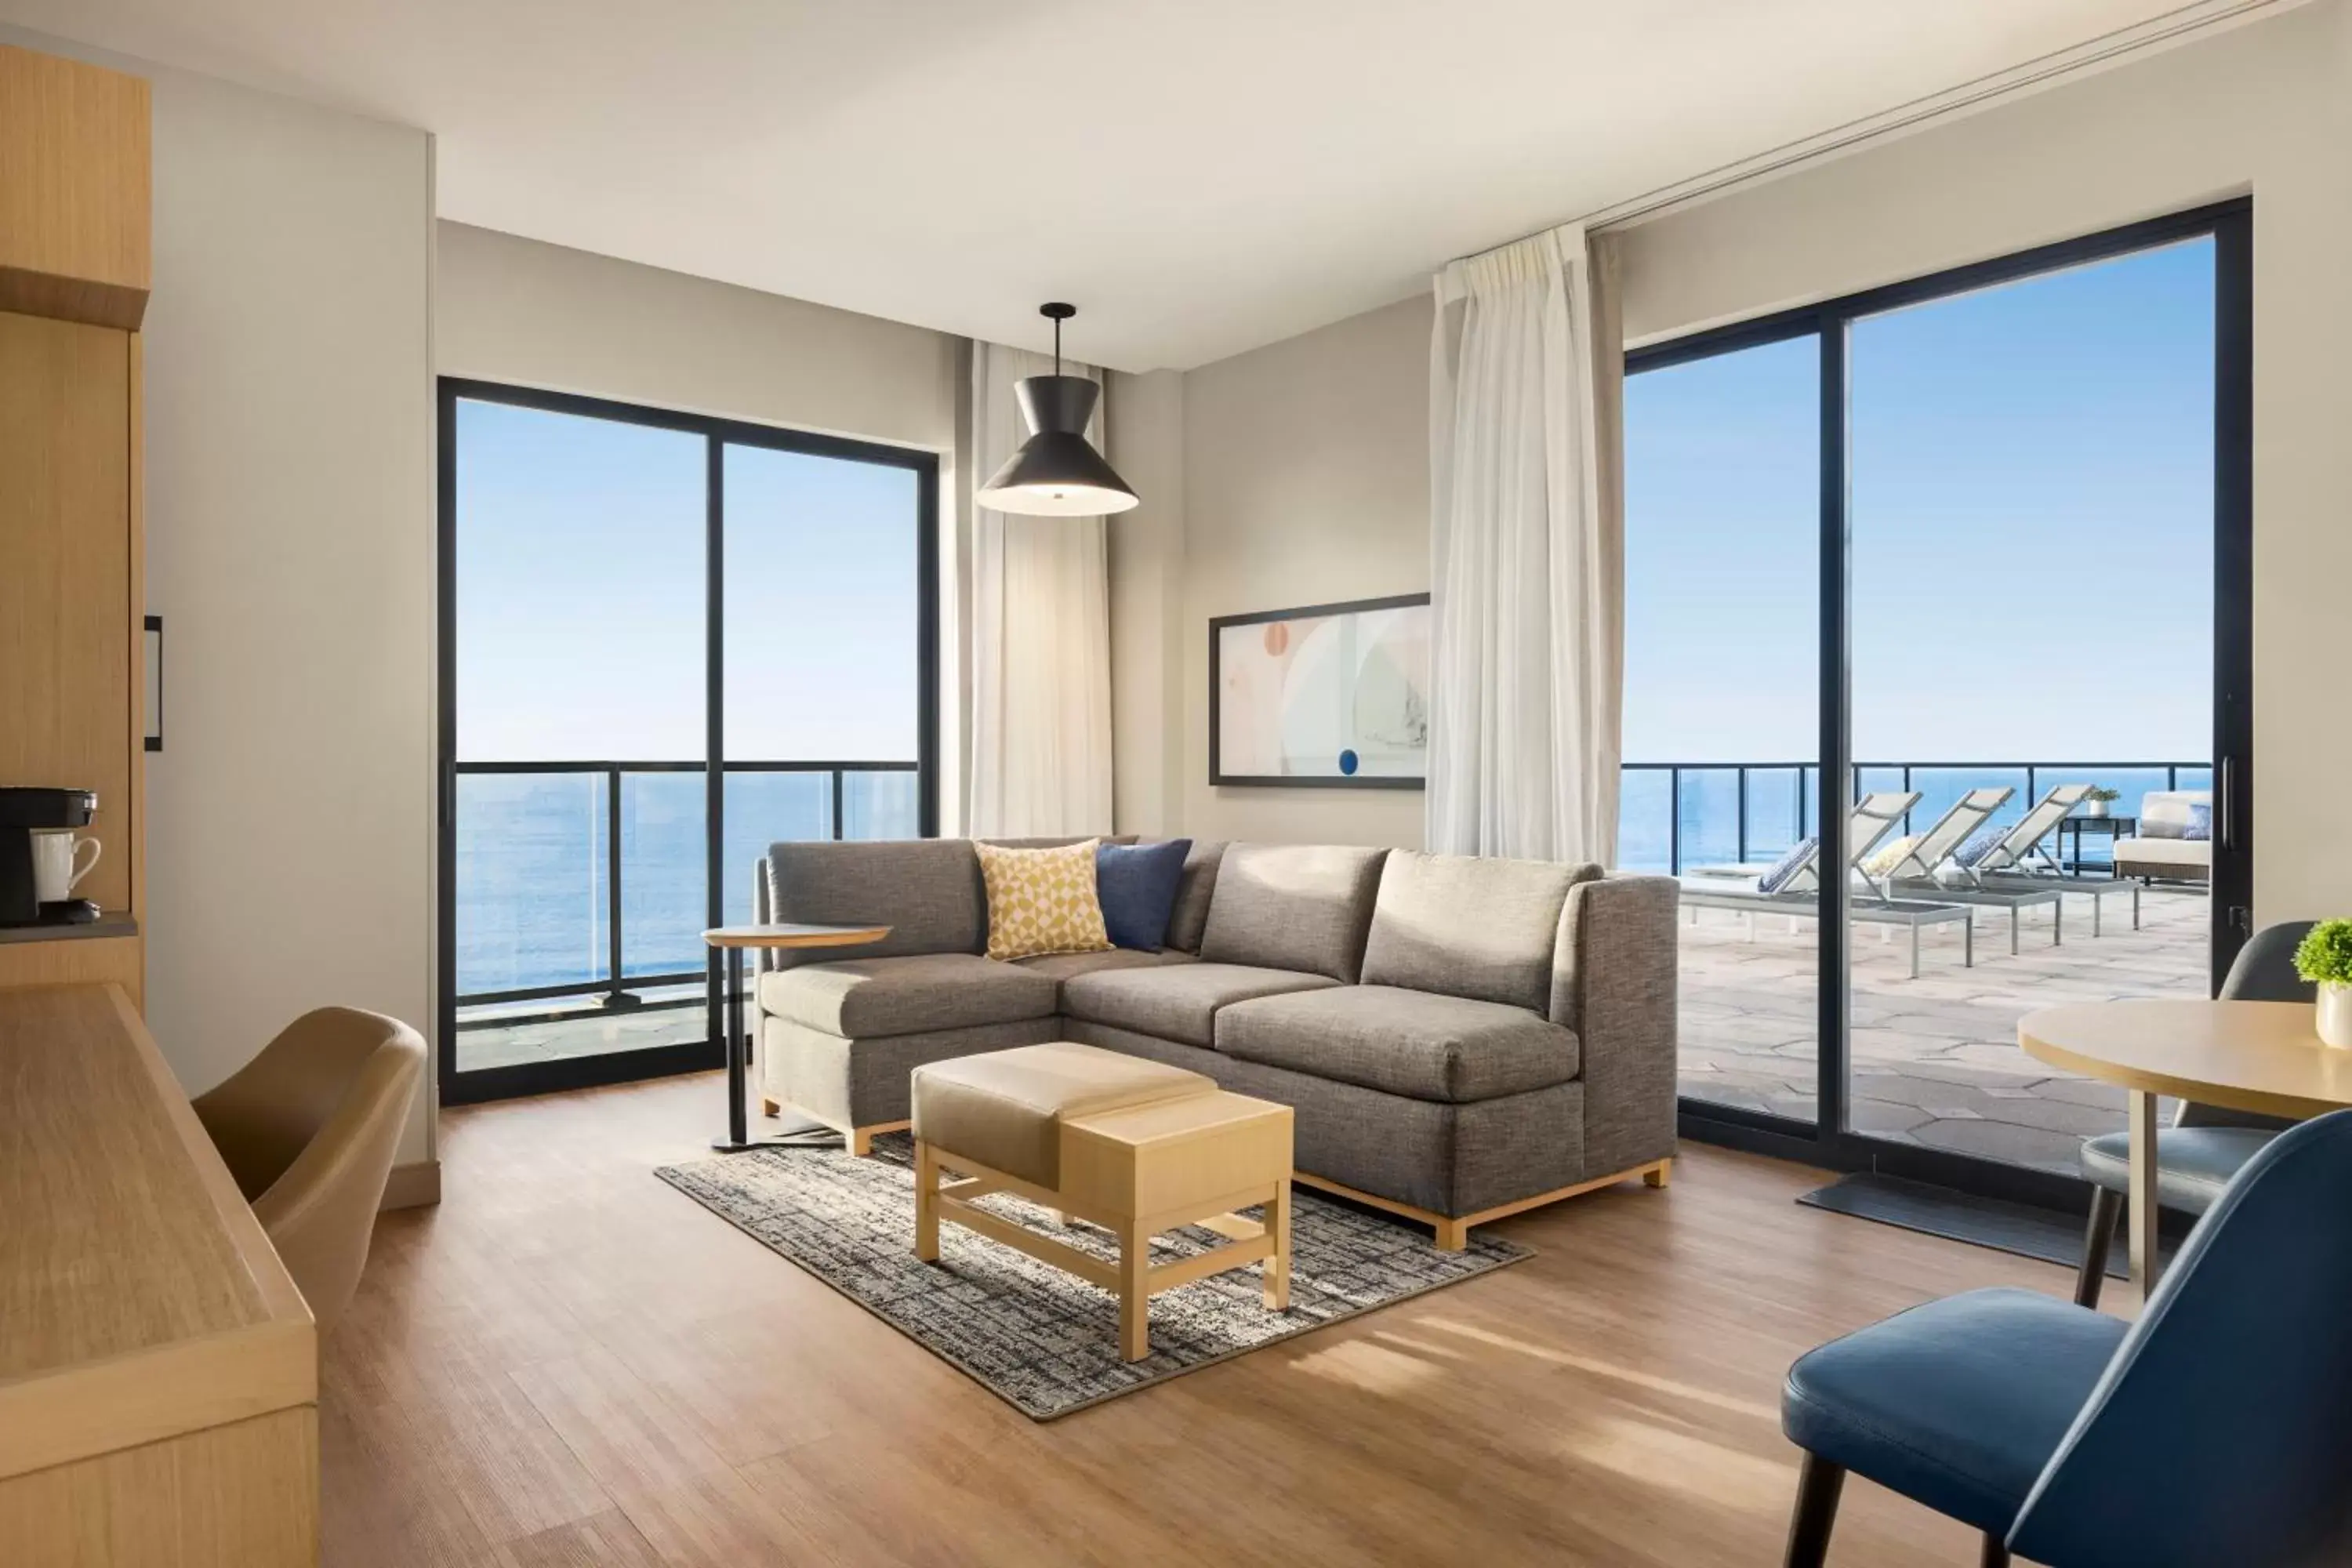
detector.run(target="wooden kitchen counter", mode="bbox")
[0,982,316,1563]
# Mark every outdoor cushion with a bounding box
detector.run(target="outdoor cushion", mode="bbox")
[759,952,1057,1039]
[765,839,982,969]
[1162,839,1226,952]
[1955,826,2005,867]
[1358,851,1595,1014]
[1096,838,1192,951]
[2078,1125,2275,1214]
[2114,835,2209,867]
[1059,962,1339,1049]
[2183,803,2212,840]
[1012,947,1198,982]
[1783,1287,2129,1536]
[974,839,1113,961]
[1759,837,1816,893]
[1214,985,1581,1104]
[1196,843,1388,982]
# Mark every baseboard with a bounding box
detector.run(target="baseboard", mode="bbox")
[381,1158,441,1211]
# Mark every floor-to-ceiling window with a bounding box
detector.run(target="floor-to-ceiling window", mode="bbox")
[438,382,938,1104]
[1622,201,2251,1203]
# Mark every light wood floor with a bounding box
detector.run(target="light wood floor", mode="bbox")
[325,1072,2088,1567]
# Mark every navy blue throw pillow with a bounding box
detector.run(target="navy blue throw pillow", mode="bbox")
[1096,839,1192,951]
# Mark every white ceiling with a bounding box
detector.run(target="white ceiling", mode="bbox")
[1,0,2258,369]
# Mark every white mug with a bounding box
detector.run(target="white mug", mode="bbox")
[31,829,101,904]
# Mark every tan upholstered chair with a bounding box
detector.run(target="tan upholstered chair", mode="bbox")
[192,1007,426,1333]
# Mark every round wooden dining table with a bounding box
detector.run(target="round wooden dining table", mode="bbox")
[2019,999,2352,1298]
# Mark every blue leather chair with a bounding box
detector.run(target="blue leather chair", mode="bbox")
[1780,1107,2352,1567]
[2071,920,2313,1308]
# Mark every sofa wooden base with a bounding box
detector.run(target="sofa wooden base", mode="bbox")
[758,1097,909,1156]
[1293,1156,1672,1251]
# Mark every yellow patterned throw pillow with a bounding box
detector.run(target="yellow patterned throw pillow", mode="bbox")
[975,839,1114,961]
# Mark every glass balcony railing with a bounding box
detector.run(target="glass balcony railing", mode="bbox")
[1617,760,2211,875]
[452,760,919,1011]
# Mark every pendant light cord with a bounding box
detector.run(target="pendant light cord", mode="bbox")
[1052,314,1062,377]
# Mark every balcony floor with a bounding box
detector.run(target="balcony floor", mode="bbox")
[1678,880,2210,1175]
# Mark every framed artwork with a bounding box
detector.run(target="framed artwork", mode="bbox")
[1209,593,1430,788]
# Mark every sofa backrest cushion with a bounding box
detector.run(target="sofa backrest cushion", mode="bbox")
[1162,839,1225,952]
[1360,851,1600,1012]
[1196,843,1388,982]
[1096,838,1191,952]
[764,839,982,969]
[2139,790,2211,840]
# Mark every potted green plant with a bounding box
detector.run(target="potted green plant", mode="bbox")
[2083,786,2122,819]
[2294,920,2352,1049]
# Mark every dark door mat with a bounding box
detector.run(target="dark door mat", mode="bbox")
[1799,1171,2169,1278]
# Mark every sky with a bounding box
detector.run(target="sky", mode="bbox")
[453,400,919,763]
[1623,237,2216,767]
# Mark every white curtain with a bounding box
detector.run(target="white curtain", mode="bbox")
[966,343,1116,837]
[1425,224,1625,863]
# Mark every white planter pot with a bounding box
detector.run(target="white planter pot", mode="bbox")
[2321,984,2352,1051]
[2086,800,2110,818]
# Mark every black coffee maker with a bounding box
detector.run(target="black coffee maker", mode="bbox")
[0,787,101,926]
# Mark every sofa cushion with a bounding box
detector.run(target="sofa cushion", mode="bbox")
[1059,962,1339,1049]
[1358,851,1599,1013]
[758,952,1057,1039]
[1095,838,1192,952]
[2114,835,2211,868]
[1163,839,1225,952]
[764,839,981,969]
[1012,947,1197,982]
[1214,985,1581,1104]
[973,839,1112,960]
[1196,843,1388,982]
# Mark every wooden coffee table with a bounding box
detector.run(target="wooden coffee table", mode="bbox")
[912,1050,1294,1363]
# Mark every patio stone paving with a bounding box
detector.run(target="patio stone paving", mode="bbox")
[1678,883,2210,1175]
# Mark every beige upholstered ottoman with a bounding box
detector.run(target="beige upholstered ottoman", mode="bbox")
[910,1040,1294,1362]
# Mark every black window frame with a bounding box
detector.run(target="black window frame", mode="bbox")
[1628,198,2254,1211]
[435,377,942,1106]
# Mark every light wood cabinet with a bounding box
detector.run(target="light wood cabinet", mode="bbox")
[0,44,151,329]
[0,45,148,1006]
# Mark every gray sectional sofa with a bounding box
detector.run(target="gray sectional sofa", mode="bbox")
[752,837,1679,1247]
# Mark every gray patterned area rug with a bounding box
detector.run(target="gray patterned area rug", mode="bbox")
[655,1132,1530,1420]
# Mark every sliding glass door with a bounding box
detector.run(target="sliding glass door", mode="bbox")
[1624,201,2252,1203]
[438,382,938,1105]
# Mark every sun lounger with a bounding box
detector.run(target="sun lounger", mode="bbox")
[1959,783,2090,880]
[1676,884,1974,979]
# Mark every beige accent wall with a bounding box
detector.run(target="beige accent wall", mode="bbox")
[435,222,960,454]
[434,222,971,837]
[1140,293,1435,849]
[1119,0,2352,924]
[0,25,441,1164]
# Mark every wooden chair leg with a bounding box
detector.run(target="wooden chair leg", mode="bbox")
[1644,1160,1673,1189]
[913,1141,939,1262]
[2075,1185,2122,1309]
[1119,1221,1152,1362]
[760,1097,780,1117]
[1784,1453,1845,1568]
[1980,1534,2011,1567]
[850,1127,875,1157]
[1263,1181,1292,1311]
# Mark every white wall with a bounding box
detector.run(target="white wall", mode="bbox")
[1105,368,1187,836]
[1124,0,2352,923]
[0,25,441,1165]
[1613,0,2352,920]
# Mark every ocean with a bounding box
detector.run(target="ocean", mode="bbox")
[456,760,2204,1000]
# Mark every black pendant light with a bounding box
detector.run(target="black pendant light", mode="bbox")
[976,303,1141,517]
